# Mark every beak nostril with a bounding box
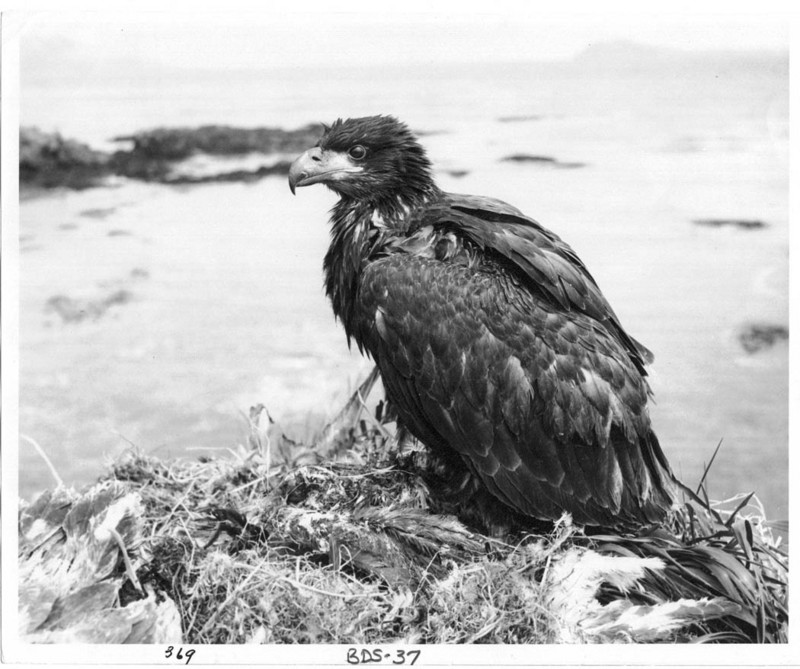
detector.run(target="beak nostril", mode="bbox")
[311,155,321,162]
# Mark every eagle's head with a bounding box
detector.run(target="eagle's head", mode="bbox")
[288,115,435,202]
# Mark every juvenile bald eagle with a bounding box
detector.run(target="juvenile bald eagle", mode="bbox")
[289,115,678,529]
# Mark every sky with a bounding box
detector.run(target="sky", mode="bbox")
[7,5,791,76]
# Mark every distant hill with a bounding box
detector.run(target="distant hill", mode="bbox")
[568,39,787,76]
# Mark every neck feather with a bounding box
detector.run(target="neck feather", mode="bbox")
[323,186,440,344]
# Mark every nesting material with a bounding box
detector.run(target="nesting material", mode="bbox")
[18,395,787,644]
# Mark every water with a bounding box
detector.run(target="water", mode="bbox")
[18,57,789,518]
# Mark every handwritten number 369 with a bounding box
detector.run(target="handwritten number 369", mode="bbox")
[164,646,196,664]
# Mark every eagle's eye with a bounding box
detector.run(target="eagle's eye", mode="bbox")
[348,145,367,160]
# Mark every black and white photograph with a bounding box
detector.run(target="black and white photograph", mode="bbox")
[1,2,794,663]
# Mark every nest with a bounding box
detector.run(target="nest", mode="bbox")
[18,374,788,644]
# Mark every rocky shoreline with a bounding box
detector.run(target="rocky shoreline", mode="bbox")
[20,124,323,191]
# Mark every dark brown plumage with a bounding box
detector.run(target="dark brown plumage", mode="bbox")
[289,115,678,529]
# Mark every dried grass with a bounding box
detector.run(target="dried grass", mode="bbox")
[18,376,788,644]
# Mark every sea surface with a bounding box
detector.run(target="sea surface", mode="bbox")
[18,57,790,519]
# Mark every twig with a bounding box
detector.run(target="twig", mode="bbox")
[276,576,374,600]
[109,527,143,594]
[725,492,756,528]
[20,434,63,488]
[696,438,724,496]
[109,429,139,450]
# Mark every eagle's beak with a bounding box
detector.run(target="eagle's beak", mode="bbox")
[288,147,362,194]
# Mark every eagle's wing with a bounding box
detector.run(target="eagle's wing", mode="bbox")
[356,199,675,526]
[421,193,654,372]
